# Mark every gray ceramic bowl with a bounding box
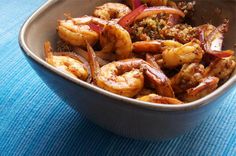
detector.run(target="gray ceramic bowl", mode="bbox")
[19,0,236,140]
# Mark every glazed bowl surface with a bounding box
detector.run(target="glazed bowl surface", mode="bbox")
[19,0,236,140]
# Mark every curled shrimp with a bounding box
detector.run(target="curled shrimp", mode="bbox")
[87,43,175,98]
[205,56,236,82]
[183,76,219,102]
[96,59,145,97]
[93,3,131,20]
[57,16,107,47]
[44,41,89,81]
[137,94,183,104]
[171,63,206,94]
[162,39,204,68]
[97,22,133,60]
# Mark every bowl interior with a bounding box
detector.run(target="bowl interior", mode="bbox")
[21,0,236,109]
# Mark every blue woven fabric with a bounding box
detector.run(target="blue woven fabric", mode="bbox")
[0,0,236,155]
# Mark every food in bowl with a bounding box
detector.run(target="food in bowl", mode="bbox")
[43,0,236,104]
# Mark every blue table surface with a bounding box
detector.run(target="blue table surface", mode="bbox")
[0,0,236,155]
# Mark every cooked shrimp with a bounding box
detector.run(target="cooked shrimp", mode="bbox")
[132,40,162,53]
[145,53,175,97]
[87,43,175,97]
[137,94,183,104]
[88,44,143,97]
[132,40,182,53]
[97,22,133,60]
[44,41,88,81]
[96,60,144,97]
[131,39,195,60]
[183,76,219,102]
[95,59,176,97]
[171,63,205,94]
[57,16,107,47]
[205,56,236,82]
[93,3,131,20]
[161,40,183,48]
[162,39,204,68]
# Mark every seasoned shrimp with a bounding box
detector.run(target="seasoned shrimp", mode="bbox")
[171,63,205,94]
[170,62,221,101]
[97,22,133,60]
[183,76,219,102]
[161,40,182,48]
[57,16,107,47]
[87,43,175,97]
[145,53,175,97]
[137,94,183,104]
[133,40,162,53]
[132,40,182,54]
[44,41,89,81]
[205,56,236,82]
[93,3,131,20]
[96,59,145,97]
[162,39,204,68]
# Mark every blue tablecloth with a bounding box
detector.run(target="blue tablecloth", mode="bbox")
[0,0,235,155]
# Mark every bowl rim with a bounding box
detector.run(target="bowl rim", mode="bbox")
[19,0,236,112]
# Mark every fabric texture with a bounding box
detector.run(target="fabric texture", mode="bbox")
[0,1,235,155]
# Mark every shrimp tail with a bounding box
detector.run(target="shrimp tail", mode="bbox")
[143,64,175,98]
[86,41,100,83]
[44,41,54,65]
[144,54,175,98]
[146,53,161,70]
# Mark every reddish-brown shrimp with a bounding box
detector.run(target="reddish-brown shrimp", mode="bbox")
[171,63,206,94]
[183,76,219,102]
[205,56,236,82]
